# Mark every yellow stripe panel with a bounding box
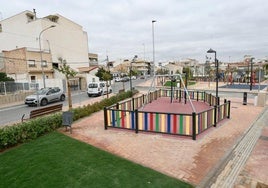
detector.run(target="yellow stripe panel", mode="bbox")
[138,112,143,130]
[107,110,110,126]
[185,116,190,135]
[126,111,130,129]
[204,112,207,129]
[160,114,165,132]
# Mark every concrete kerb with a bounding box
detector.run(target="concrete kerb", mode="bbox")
[197,106,268,188]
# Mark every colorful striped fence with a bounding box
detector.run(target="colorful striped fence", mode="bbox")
[104,89,231,140]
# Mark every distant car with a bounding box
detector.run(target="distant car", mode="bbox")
[114,77,122,82]
[87,82,112,97]
[121,77,130,82]
[140,76,145,79]
[25,87,65,106]
[131,76,137,80]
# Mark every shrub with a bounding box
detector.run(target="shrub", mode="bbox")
[0,90,137,151]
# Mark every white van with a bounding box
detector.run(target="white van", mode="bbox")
[87,82,112,97]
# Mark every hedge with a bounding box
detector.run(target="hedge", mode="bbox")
[0,90,136,151]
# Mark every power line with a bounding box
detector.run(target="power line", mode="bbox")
[0,55,90,64]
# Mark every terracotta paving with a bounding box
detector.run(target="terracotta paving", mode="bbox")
[60,97,265,186]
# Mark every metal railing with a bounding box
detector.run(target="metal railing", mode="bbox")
[104,89,231,140]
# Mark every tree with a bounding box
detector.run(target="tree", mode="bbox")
[56,58,77,110]
[95,67,113,98]
[116,64,128,91]
[0,72,14,82]
[204,60,212,81]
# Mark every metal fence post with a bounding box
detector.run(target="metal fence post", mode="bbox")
[132,98,135,111]
[135,109,139,134]
[227,100,231,119]
[214,105,217,127]
[184,90,187,104]
[192,112,196,140]
[104,107,108,130]
[197,91,199,101]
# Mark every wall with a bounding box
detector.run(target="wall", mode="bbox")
[0,91,33,106]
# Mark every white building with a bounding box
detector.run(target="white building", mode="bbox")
[0,10,89,70]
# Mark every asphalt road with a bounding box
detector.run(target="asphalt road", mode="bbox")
[0,78,144,126]
[1,78,262,126]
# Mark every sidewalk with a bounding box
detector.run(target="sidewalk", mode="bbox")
[59,80,268,187]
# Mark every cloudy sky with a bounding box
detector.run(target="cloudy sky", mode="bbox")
[1,0,268,63]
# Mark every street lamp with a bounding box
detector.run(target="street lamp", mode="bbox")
[250,57,254,91]
[39,25,56,88]
[130,55,138,93]
[152,20,156,77]
[207,48,219,105]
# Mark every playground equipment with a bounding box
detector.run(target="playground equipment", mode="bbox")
[143,74,196,112]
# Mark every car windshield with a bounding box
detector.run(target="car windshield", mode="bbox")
[88,83,98,88]
[34,89,48,95]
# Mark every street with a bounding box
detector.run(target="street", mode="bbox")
[0,78,261,126]
[0,78,145,126]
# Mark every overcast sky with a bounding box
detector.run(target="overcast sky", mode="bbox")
[1,0,268,63]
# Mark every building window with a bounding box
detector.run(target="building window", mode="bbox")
[41,60,47,67]
[28,60,36,67]
[30,76,36,82]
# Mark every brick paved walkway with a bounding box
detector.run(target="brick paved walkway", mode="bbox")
[60,97,265,186]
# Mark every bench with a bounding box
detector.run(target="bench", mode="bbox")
[21,104,63,122]
[118,89,125,93]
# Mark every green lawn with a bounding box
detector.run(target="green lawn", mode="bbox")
[0,132,193,188]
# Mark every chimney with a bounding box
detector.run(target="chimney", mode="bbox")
[33,9,36,20]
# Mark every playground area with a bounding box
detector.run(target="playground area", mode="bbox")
[141,97,213,114]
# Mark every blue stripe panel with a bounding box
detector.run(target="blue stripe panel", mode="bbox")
[167,114,171,133]
[144,112,148,131]
[112,110,116,127]
[131,111,135,129]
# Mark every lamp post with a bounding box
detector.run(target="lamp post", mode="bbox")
[152,20,156,77]
[39,25,56,88]
[207,48,219,105]
[130,55,138,93]
[250,57,254,91]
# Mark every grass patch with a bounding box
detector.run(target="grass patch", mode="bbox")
[0,132,193,188]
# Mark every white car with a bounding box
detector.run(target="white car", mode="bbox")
[25,87,65,106]
[87,82,112,97]
[114,77,122,82]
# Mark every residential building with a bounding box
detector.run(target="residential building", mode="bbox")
[111,58,151,78]
[2,47,53,82]
[0,10,89,71]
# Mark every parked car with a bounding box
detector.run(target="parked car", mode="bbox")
[131,76,137,80]
[121,77,130,82]
[114,77,122,82]
[140,76,145,79]
[25,87,65,106]
[87,82,112,97]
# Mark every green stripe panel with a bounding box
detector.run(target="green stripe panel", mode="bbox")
[155,113,159,131]
[179,115,184,134]
[116,110,120,127]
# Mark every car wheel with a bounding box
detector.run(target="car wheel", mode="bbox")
[41,99,48,106]
[60,94,65,101]
[87,93,91,97]
[109,89,112,93]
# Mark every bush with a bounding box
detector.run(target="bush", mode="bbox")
[0,90,137,151]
